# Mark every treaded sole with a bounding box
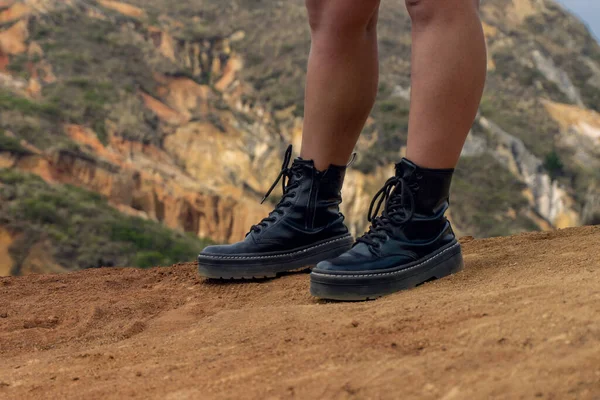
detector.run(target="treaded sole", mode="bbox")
[197,234,354,280]
[310,242,464,301]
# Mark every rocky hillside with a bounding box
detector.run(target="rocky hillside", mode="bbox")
[1,0,600,275]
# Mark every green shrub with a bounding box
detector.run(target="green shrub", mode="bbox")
[0,168,27,184]
[544,150,564,181]
[0,130,31,154]
[452,154,536,237]
[0,90,62,119]
[109,217,204,267]
[353,96,410,173]
[20,198,63,225]
[134,251,168,268]
[479,96,495,118]
[27,9,159,143]
[379,100,399,113]
[6,54,30,79]
[0,169,212,273]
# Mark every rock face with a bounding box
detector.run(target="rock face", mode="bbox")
[0,224,70,277]
[479,117,580,228]
[97,0,145,18]
[1,130,269,245]
[1,0,600,274]
[0,226,14,276]
[531,50,585,107]
[0,19,28,55]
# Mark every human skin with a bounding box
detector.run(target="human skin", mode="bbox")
[300,0,487,170]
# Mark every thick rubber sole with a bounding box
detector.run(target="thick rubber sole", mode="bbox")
[197,234,354,279]
[310,241,464,301]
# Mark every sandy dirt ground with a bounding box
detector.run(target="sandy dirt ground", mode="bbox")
[1,226,599,399]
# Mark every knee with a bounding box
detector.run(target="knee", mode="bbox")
[405,0,479,26]
[306,0,380,34]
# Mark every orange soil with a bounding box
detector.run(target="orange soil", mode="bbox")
[1,226,599,399]
[97,1,145,19]
[0,2,29,24]
[0,19,28,55]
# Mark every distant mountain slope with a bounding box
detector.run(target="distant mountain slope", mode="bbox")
[1,0,600,274]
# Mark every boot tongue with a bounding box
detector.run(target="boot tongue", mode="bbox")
[293,157,314,167]
[389,158,421,220]
[395,158,418,179]
[290,157,315,178]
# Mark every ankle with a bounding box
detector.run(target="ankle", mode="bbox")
[396,158,453,216]
[297,155,350,173]
[404,151,459,170]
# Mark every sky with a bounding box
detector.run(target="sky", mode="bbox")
[556,0,600,40]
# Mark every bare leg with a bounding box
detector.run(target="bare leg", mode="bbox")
[301,0,381,171]
[405,0,486,169]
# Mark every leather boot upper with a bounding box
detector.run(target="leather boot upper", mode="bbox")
[202,145,349,256]
[315,158,457,273]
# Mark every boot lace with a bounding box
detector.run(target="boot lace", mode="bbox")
[248,145,301,234]
[355,175,417,249]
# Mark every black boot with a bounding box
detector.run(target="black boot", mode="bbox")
[310,158,464,300]
[198,145,354,279]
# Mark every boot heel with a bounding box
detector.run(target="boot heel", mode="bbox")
[428,250,464,280]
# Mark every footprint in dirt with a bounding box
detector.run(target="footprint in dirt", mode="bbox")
[23,316,60,329]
